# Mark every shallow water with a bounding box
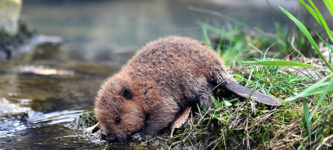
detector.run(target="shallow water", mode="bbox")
[1,0,300,149]
[0,43,124,149]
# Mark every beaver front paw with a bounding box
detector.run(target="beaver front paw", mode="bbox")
[131,132,153,141]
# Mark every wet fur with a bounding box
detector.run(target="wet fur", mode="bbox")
[95,36,234,141]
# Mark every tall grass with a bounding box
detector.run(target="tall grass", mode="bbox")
[242,0,333,148]
[199,0,333,148]
[199,22,250,66]
[175,2,333,148]
[199,20,314,66]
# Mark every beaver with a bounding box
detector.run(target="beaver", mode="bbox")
[94,36,280,142]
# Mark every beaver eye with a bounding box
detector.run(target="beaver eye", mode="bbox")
[115,117,121,125]
[121,87,132,100]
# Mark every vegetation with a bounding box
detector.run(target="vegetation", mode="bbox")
[186,0,333,149]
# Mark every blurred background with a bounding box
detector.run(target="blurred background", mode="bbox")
[22,0,300,58]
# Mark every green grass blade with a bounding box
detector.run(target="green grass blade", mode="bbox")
[323,87,333,118]
[241,60,320,68]
[280,7,333,72]
[298,0,320,23]
[308,0,333,43]
[303,100,312,143]
[310,78,333,119]
[248,43,264,56]
[318,33,333,64]
[304,87,329,96]
[298,0,333,48]
[317,33,333,53]
[286,75,331,101]
[324,0,333,17]
[317,34,333,65]
[210,96,221,108]
[198,21,212,47]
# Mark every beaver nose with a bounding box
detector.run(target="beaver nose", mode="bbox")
[101,133,116,142]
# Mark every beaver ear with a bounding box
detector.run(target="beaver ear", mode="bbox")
[121,87,132,100]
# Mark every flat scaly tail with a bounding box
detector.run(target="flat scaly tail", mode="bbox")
[225,81,281,106]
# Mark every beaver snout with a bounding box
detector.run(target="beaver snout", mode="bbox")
[101,133,116,142]
[101,132,133,143]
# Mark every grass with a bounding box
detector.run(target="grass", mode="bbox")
[77,1,333,149]
[165,0,333,149]
[159,58,320,149]
[190,0,333,149]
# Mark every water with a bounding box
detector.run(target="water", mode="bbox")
[21,0,300,61]
[0,0,299,149]
[0,42,124,149]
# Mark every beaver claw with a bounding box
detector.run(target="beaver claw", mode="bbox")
[131,133,142,141]
[131,132,153,141]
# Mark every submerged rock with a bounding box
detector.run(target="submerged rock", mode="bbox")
[0,98,31,116]
[0,21,34,61]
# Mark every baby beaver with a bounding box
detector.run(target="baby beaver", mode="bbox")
[94,36,280,142]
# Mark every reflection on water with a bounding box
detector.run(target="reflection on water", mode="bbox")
[22,0,299,61]
[0,0,301,149]
[19,65,74,76]
[28,110,84,125]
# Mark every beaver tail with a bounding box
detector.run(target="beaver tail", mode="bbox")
[225,81,281,106]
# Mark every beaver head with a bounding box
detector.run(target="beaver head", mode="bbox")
[95,75,145,142]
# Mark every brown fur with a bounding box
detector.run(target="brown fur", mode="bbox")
[95,36,236,141]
